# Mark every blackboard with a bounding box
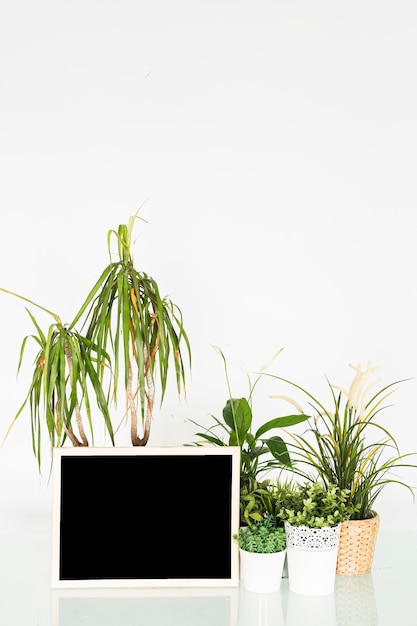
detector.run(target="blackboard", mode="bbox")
[51,446,240,588]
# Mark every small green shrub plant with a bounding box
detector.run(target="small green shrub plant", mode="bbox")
[276,481,357,528]
[234,513,286,553]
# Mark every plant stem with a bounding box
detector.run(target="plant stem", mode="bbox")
[129,355,155,446]
[64,339,88,447]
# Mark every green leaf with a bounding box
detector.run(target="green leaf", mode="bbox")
[229,430,239,446]
[264,436,292,467]
[223,398,252,443]
[194,432,225,447]
[255,413,310,438]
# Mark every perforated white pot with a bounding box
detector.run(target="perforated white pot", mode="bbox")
[284,523,341,596]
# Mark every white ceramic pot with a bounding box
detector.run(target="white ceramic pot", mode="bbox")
[284,522,341,596]
[239,548,286,593]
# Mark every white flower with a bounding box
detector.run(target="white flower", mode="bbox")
[269,394,305,414]
[347,362,380,414]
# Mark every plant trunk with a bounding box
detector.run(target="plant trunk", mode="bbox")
[129,358,154,446]
[64,339,88,447]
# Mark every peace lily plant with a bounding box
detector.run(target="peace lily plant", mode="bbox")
[264,363,417,520]
[190,347,310,525]
[1,212,191,470]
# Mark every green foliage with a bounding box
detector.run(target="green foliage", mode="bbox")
[239,478,276,526]
[276,481,357,528]
[72,213,191,446]
[234,514,286,553]
[263,364,417,519]
[190,347,310,522]
[0,300,115,470]
[239,477,294,526]
[1,211,191,469]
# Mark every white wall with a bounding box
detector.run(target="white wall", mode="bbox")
[0,0,416,532]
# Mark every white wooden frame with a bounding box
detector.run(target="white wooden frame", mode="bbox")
[52,587,240,626]
[51,446,240,589]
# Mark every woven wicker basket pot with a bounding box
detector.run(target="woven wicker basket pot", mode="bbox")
[336,511,380,576]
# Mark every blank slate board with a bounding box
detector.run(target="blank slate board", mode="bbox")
[51,446,240,588]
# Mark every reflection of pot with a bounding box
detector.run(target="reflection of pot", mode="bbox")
[336,512,380,575]
[286,591,337,626]
[239,549,286,593]
[335,572,378,626]
[238,586,285,626]
[285,523,341,596]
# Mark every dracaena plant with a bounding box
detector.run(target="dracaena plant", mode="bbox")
[71,213,191,446]
[189,347,310,522]
[1,211,191,469]
[0,296,114,470]
[264,363,417,520]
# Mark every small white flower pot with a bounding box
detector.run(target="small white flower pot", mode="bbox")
[239,548,286,594]
[284,523,341,596]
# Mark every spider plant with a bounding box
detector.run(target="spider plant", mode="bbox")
[70,212,191,446]
[264,363,417,519]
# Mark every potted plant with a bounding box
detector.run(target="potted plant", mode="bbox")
[71,213,191,448]
[0,297,116,469]
[276,481,356,595]
[265,363,417,575]
[234,513,286,593]
[1,211,191,470]
[189,346,310,525]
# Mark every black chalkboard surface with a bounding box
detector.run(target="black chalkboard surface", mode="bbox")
[51,447,240,588]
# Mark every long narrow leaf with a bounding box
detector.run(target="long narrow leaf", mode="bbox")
[255,413,310,438]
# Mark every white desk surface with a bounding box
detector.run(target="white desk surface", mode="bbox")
[0,530,416,626]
